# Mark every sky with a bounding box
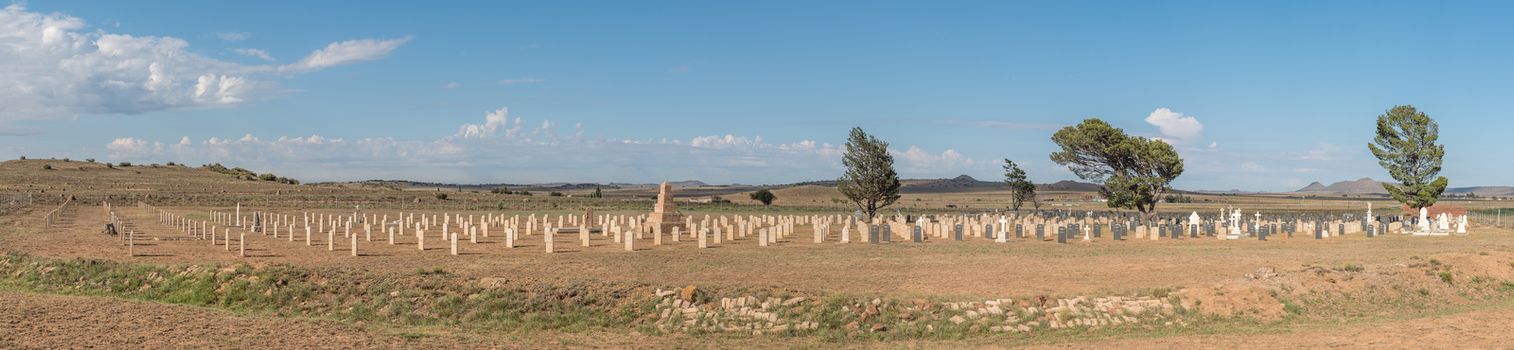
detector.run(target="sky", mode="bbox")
[2,1,1511,191]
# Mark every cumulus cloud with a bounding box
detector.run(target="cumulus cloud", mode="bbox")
[102,107,977,183]
[892,146,977,174]
[216,32,254,41]
[233,48,275,61]
[105,137,149,157]
[1144,108,1203,144]
[0,5,409,121]
[278,36,411,73]
[498,77,544,85]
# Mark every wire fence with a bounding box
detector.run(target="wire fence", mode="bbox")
[0,193,33,215]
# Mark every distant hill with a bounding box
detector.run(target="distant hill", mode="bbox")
[903,175,1001,192]
[1295,178,1387,194]
[1038,180,1102,192]
[1445,186,1514,197]
[1292,178,1514,197]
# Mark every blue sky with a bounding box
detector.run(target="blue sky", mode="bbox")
[2,1,1510,190]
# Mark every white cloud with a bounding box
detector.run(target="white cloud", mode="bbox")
[691,135,763,150]
[233,48,275,61]
[498,77,544,85]
[0,5,408,121]
[105,137,148,158]
[1144,108,1204,143]
[891,146,977,174]
[444,82,461,89]
[101,107,979,183]
[216,32,254,41]
[279,36,411,73]
[452,108,517,140]
[1290,143,1345,161]
[1241,161,1264,172]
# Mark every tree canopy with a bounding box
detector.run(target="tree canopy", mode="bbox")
[1049,118,1184,217]
[1002,159,1037,212]
[1368,105,1448,209]
[838,127,901,221]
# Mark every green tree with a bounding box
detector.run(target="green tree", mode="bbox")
[1050,118,1184,219]
[838,127,901,221]
[750,189,777,205]
[590,187,603,198]
[1002,159,1038,212]
[1368,105,1448,210]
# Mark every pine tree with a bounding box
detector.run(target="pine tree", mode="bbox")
[837,127,901,221]
[1368,105,1448,210]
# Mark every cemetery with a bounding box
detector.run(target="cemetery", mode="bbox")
[1,3,1510,347]
[3,155,1514,348]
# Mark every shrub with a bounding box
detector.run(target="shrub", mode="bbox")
[85,158,95,163]
[549,192,564,197]
[1439,271,1454,284]
[41,164,52,170]
[434,193,448,200]
[750,189,777,205]
[118,162,132,167]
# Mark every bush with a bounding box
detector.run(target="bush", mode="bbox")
[491,187,511,195]
[549,192,564,197]
[18,156,24,160]
[85,158,95,163]
[118,162,132,167]
[41,165,52,170]
[750,189,777,205]
[518,191,533,196]
[434,193,449,200]
[259,173,277,181]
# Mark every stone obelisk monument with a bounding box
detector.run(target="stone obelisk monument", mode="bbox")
[645,182,684,233]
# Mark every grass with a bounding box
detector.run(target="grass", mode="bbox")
[1440,271,1455,284]
[0,252,633,332]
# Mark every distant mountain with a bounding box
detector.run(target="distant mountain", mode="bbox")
[897,175,996,193]
[1445,186,1514,197]
[1295,178,1386,194]
[1297,182,1328,192]
[1038,180,1102,192]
